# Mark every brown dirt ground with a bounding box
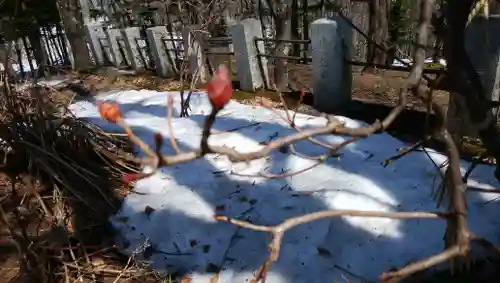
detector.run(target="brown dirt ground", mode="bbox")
[73,65,450,111]
[48,65,448,110]
[63,65,479,159]
[285,64,449,110]
[43,66,487,162]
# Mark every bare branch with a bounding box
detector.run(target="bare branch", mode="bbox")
[215,210,449,283]
[167,94,183,154]
[104,0,495,281]
[379,246,462,283]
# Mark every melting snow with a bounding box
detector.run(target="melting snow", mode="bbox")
[69,90,500,283]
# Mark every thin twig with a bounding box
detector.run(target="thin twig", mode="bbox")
[105,1,489,282]
[167,94,182,154]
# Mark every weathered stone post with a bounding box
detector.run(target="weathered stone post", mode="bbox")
[105,28,125,68]
[146,26,175,77]
[182,27,208,83]
[310,18,353,113]
[85,22,105,66]
[121,27,145,70]
[229,18,269,91]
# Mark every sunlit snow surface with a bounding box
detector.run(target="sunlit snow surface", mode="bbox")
[69,90,500,283]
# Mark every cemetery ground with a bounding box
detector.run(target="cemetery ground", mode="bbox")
[0,67,499,283]
[61,66,477,159]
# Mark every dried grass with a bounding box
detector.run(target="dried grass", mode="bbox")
[0,80,165,283]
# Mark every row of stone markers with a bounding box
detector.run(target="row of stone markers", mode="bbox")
[84,17,354,113]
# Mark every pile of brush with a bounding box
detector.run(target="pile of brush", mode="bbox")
[0,79,164,283]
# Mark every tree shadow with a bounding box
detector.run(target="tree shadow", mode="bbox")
[77,93,500,282]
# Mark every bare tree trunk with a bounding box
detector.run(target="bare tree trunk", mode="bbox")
[350,1,365,60]
[291,0,300,57]
[338,0,351,15]
[301,0,308,50]
[490,0,500,14]
[0,41,16,78]
[386,0,400,65]
[271,1,292,90]
[27,31,49,77]
[56,0,93,70]
[443,0,500,181]
[367,0,389,71]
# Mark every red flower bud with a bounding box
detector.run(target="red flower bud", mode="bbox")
[207,65,233,109]
[122,173,138,184]
[154,132,163,145]
[98,102,122,123]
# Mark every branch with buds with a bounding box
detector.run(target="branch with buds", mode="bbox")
[94,1,500,282]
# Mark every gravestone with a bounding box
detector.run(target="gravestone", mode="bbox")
[229,18,269,91]
[182,27,208,83]
[146,26,175,77]
[85,23,105,66]
[121,27,145,70]
[105,28,126,68]
[311,18,353,113]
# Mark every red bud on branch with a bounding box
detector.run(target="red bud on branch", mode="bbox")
[154,132,163,145]
[207,65,233,109]
[122,173,138,184]
[98,102,123,123]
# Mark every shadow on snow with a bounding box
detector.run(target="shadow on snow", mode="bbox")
[79,93,500,282]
